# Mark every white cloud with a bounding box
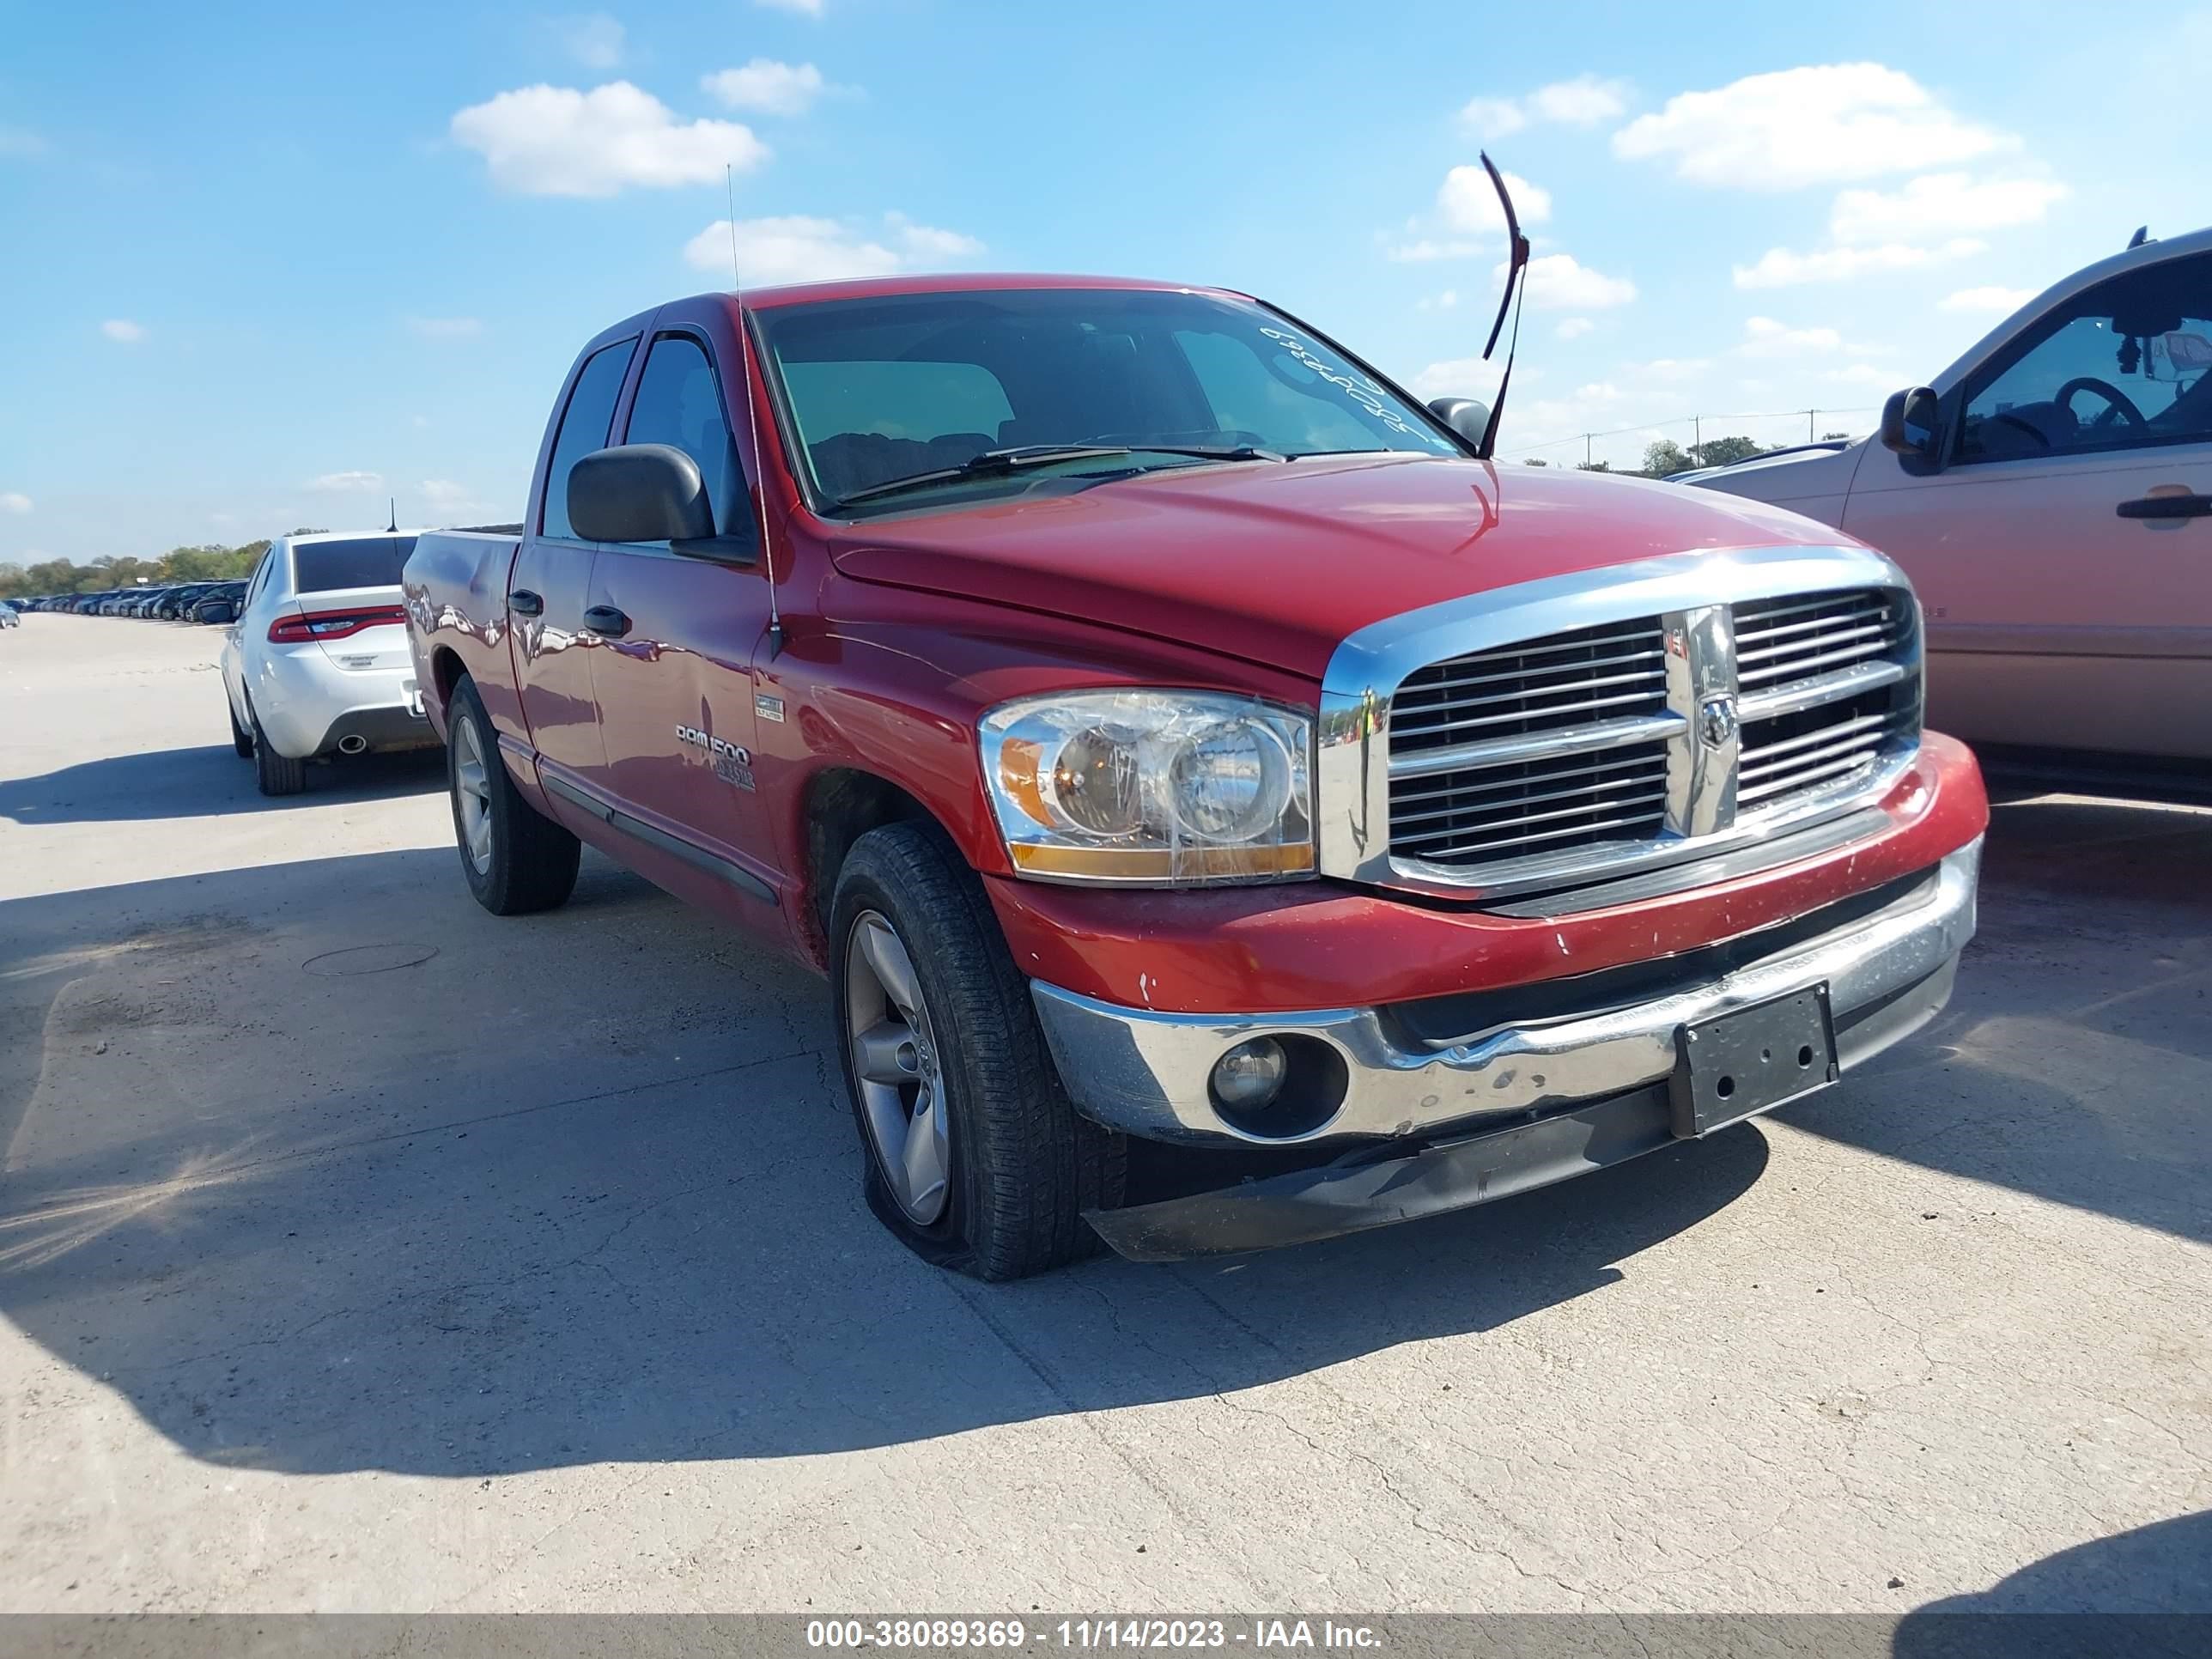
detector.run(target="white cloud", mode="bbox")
[101,319,146,343]
[1631,357,1710,381]
[1830,172,2066,244]
[684,212,983,285]
[1409,357,1492,398]
[406,315,483,340]
[1613,64,2013,191]
[307,471,385,493]
[1940,284,2035,314]
[1733,237,1984,289]
[1529,75,1631,125]
[887,214,984,261]
[1556,317,1594,339]
[755,0,824,14]
[451,82,769,197]
[0,491,30,514]
[557,14,624,70]
[1455,97,1526,139]
[1437,167,1551,234]
[1459,76,1629,137]
[1739,316,1844,355]
[1824,363,1905,386]
[702,59,829,116]
[420,479,487,514]
[0,125,46,157]
[1417,289,1461,312]
[1576,380,1624,403]
[1506,252,1636,310]
[1388,238,1484,264]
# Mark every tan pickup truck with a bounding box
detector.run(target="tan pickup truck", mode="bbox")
[1686,226,2212,772]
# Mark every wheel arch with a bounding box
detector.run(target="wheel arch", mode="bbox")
[798,767,953,969]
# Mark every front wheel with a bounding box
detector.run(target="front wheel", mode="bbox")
[446,676,580,915]
[830,822,1123,1279]
[227,695,253,757]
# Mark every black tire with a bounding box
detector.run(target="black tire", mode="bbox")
[228,695,253,757]
[446,676,580,915]
[249,702,307,796]
[830,821,1124,1280]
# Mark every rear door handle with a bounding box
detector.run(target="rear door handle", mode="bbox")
[581,605,632,638]
[508,588,545,616]
[2117,493,2212,520]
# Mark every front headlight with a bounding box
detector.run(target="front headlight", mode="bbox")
[980,690,1315,885]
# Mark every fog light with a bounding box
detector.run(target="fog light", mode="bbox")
[1211,1036,1287,1112]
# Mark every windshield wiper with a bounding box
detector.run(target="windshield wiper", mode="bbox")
[833,442,1286,508]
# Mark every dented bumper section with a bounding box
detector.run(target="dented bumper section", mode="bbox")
[1033,837,1979,1155]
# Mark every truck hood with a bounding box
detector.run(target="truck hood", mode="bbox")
[828,454,1863,681]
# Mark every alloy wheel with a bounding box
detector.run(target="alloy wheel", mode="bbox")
[844,910,951,1224]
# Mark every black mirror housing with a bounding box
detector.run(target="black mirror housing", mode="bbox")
[568,444,716,544]
[1880,386,1942,459]
[1428,397,1492,450]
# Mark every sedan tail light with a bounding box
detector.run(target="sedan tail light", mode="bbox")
[268,605,407,644]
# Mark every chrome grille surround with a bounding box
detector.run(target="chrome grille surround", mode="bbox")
[1316,546,1923,910]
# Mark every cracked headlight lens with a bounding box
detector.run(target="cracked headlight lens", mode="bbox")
[981,690,1314,885]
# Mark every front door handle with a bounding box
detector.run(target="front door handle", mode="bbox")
[581,605,632,638]
[2117,493,2212,520]
[508,588,544,616]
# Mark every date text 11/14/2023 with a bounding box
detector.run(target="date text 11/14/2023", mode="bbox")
[803,1619,1384,1650]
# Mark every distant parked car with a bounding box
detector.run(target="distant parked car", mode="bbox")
[221,530,436,794]
[0,600,18,629]
[1687,224,2212,769]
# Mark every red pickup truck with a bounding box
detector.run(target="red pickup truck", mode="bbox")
[403,274,1987,1279]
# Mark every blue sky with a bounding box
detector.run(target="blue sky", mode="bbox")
[3,1,2208,565]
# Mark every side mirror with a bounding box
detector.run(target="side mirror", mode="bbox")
[1428,397,1492,450]
[568,444,715,544]
[1880,386,1942,459]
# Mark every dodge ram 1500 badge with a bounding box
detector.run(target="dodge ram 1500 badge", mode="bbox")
[403,270,1988,1279]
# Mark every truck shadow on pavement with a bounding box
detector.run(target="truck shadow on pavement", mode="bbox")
[0,846,1771,1476]
[0,791,2204,1478]
[0,744,444,824]
[1895,1509,2211,1646]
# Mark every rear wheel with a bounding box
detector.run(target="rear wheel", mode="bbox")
[447,676,580,915]
[249,702,307,796]
[830,822,1123,1279]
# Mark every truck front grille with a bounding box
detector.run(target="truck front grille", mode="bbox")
[1384,585,1919,882]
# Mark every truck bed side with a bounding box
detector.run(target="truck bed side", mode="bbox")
[402,528,525,748]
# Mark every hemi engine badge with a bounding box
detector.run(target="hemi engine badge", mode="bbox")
[754,693,786,723]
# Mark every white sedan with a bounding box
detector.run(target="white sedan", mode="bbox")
[220,530,436,795]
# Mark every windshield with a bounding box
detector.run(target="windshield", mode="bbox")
[756,288,1462,511]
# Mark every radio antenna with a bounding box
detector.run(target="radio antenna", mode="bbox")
[728,163,783,658]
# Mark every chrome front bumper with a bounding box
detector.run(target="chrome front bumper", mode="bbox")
[1032,837,1979,1149]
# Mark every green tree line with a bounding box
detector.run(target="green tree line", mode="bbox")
[0,532,325,599]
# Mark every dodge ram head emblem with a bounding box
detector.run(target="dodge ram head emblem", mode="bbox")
[1698,694,1739,750]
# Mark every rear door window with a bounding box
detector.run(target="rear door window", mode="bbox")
[292,537,418,593]
[542,338,638,539]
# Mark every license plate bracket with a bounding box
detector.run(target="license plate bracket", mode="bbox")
[1669,985,1838,1138]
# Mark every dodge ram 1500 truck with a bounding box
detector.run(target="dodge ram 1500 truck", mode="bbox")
[404,274,1988,1279]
